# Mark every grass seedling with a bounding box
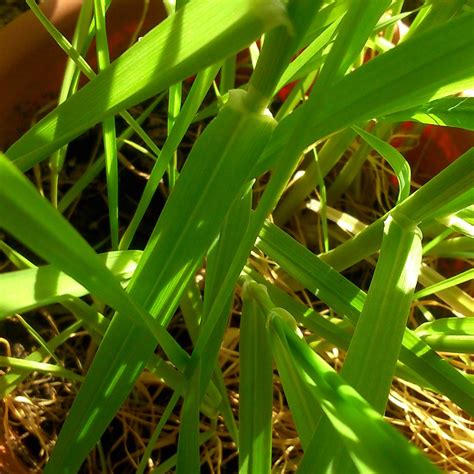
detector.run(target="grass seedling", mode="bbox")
[0,1,472,472]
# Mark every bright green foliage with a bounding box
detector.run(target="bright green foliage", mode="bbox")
[7,0,287,170]
[258,221,474,415]
[267,309,439,474]
[239,282,273,474]
[416,317,474,353]
[353,126,411,202]
[44,90,277,473]
[0,251,140,319]
[382,96,474,130]
[0,1,473,472]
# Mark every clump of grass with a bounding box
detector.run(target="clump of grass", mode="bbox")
[0,0,473,472]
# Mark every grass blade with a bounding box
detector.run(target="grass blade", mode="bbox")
[239,282,273,474]
[0,154,184,365]
[176,359,201,474]
[415,318,474,354]
[382,96,474,130]
[342,216,423,411]
[93,0,119,248]
[243,266,431,389]
[268,310,439,474]
[119,64,219,249]
[257,12,474,175]
[0,356,84,383]
[0,251,140,319]
[320,149,474,271]
[302,215,423,471]
[57,93,165,213]
[415,268,474,299]
[7,0,287,170]
[258,221,474,414]
[45,90,276,472]
[0,322,82,397]
[353,124,411,203]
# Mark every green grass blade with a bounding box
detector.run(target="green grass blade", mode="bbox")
[425,236,474,259]
[243,266,432,390]
[415,317,474,354]
[97,114,119,249]
[419,265,473,317]
[0,240,33,268]
[137,390,181,473]
[437,215,474,239]
[57,93,165,213]
[151,431,215,474]
[258,221,474,414]
[402,0,465,40]
[220,56,236,94]
[353,124,411,203]
[14,315,61,365]
[268,311,439,474]
[243,267,353,350]
[199,187,255,446]
[7,0,287,170]
[204,185,252,318]
[310,0,391,94]
[273,127,356,225]
[93,0,119,248]
[303,216,423,471]
[239,282,273,474]
[44,0,93,207]
[415,268,474,299]
[0,244,184,400]
[171,106,277,407]
[275,19,340,90]
[177,1,323,408]
[327,122,392,203]
[129,90,275,327]
[166,86,181,188]
[266,310,323,449]
[0,251,140,319]
[0,356,84,383]
[45,90,276,472]
[176,359,201,474]
[320,149,474,271]
[341,216,423,412]
[428,187,474,224]
[0,321,82,397]
[180,255,239,441]
[22,0,163,173]
[0,234,111,338]
[299,10,474,148]
[297,0,349,50]
[258,223,364,320]
[382,96,474,130]
[256,12,474,174]
[245,0,322,113]
[119,64,220,249]
[0,155,184,366]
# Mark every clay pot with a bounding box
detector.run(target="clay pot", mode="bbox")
[0,0,166,150]
[405,124,474,184]
[0,436,29,474]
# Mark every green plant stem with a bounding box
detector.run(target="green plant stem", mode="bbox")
[93,0,119,249]
[320,149,474,271]
[274,127,356,224]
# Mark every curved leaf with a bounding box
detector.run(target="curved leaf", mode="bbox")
[7,0,287,171]
[353,125,411,202]
[382,96,474,130]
